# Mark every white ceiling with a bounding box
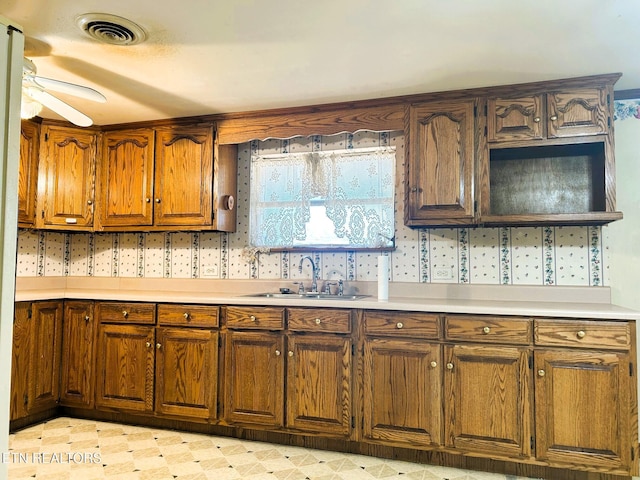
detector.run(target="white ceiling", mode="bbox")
[3,0,640,126]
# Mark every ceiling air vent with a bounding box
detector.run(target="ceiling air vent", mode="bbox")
[76,13,147,46]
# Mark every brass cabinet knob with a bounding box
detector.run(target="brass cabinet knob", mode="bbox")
[84,315,90,322]
[155,198,161,203]
[482,326,491,334]
[315,318,321,325]
[183,312,190,320]
[430,361,438,368]
[550,115,558,121]
[533,117,541,123]
[446,363,454,370]
[275,350,281,356]
[577,330,586,339]
[538,369,546,377]
[145,198,151,203]
[250,315,256,322]
[122,310,129,318]
[145,342,151,348]
[288,351,294,357]
[87,200,93,205]
[156,343,161,349]
[410,187,418,193]
[396,322,404,329]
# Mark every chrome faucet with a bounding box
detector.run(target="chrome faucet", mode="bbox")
[299,255,318,293]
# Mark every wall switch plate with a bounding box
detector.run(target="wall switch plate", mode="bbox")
[202,265,219,277]
[433,267,454,280]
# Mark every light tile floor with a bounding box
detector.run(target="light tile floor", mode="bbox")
[7,417,539,480]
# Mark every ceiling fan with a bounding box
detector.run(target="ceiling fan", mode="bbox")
[21,57,106,127]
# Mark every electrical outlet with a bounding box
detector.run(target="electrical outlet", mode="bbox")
[433,267,454,280]
[202,265,219,277]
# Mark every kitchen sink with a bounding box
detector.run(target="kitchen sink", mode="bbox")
[244,292,370,300]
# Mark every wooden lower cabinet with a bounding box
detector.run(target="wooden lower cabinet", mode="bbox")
[155,326,218,420]
[224,330,285,427]
[286,334,351,435]
[10,303,32,421]
[534,348,632,473]
[60,301,96,408]
[95,323,155,412]
[363,337,442,447]
[443,344,531,459]
[10,301,63,423]
[224,307,353,437]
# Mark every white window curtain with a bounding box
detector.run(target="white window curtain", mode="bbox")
[250,146,396,248]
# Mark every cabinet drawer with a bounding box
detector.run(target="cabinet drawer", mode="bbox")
[288,308,351,333]
[157,304,219,327]
[445,315,532,345]
[534,319,630,350]
[364,311,440,338]
[225,306,285,330]
[97,302,156,324]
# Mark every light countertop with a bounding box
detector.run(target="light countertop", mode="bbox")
[15,276,640,321]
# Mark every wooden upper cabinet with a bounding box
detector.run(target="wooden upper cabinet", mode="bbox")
[154,125,214,227]
[547,87,609,138]
[487,94,544,142]
[487,87,610,143]
[18,120,40,227]
[96,123,237,232]
[36,124,97,230]
[97,128,155,228]
[405,99,476,226]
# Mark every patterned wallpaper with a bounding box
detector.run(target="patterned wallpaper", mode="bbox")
[17,130,614,287]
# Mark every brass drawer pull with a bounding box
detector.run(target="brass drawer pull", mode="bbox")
[533,116,541,123]
[156,343,162,349]
[184,312,190,320]
[145,342,151,348]
[396,322,403,329]
[482,326,491,334]
[315,318,321,325]
[275,350,281,356]
[550,115,558,121]
[250,315,256,322]
[577,330,586,339]
[84,315,90,322]
[446,363,454,370]
[288,351,294,357]
[430,361,437,368]
[122,310,129,318]
[538,369,546,377]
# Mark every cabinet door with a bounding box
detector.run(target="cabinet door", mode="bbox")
[535,349,631,473]
[363,337,441,447]
[60,301,95,408]
[225,331,284,427]
[96,324,155,412]
[286,334,351,436]
[37,125,97,229]
[10,303,32,421]
[155,327,218,420]
[18,121,39,227]
[405,100,475,225]
[487,95,544,142]
[97,128,155,227]
[29,301,63,414]
[547,87,609,138]
[444,344,531,458]
[154,125,214,226]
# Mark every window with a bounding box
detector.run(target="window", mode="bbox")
[249,146,396,249]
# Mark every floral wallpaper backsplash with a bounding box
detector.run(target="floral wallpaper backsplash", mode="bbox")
[17,124,619,287]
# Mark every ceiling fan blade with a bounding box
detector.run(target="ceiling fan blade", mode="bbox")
[33,76,106,103]
[25,88,94,127]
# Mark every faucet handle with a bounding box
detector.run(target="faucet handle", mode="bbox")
[337,279,344,296]
[293,281,305,294]
[322,282,337,295]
